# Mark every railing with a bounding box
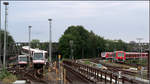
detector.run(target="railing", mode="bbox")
[62,60,144,84]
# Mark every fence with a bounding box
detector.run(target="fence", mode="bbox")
[62,60,143,84]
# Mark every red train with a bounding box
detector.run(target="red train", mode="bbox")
[101,51,148,62]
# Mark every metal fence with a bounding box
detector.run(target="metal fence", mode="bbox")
[62,60,146,84]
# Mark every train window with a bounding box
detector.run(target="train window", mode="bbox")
[118,53,124,57]
[33,53,43,60]
[142,54,145,56]
[19,57,27,62]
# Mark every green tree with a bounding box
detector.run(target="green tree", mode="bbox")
[0,30,15,64]
[59,25,105,59]
[104,39,128,52]
[31,39,40,48]
[59,26,90,59]
[88,31,105,58]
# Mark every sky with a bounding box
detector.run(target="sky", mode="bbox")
[1,1,149,43]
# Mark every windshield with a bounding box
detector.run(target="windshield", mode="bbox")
[118,53,124,57]
[19,57,27,62]
[33,53,43,60]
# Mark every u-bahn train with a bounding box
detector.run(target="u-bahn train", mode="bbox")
[101,51,148,62]
[18,55,28,67]
[21,46,48,68]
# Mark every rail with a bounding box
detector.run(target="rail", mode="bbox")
[62,60,144,84]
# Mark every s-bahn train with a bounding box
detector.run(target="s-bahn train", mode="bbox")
[101,51,148,62]
[21,46,48,68]
[18,55,28,67]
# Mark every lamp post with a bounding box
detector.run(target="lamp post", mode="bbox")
[149,30,150,84]
[69,40,73,59]
[136,38,143,63]
[28,26,32,64]
[136,38,143,79]
[48,19,52,63]
[3,2,9,68]
[0,1,2,67]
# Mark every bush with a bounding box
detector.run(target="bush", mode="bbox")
[0,68,17,84]
[2,74,17,84]
[84,61,91,65]
[0,68,11,80]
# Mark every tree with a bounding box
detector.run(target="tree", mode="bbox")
[59,26,90,59]
[88,31,105,58]
[0,30,15,64]
[31,39,40,48]
[104,39,128,52]
[59,25,105,59]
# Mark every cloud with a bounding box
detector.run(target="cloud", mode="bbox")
[1,1,149,42]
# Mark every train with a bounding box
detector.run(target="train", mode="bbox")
[21,46,48,69]
[101,51,148,62]
[18,55,28,67]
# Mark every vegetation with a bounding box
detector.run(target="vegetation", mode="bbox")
[31,39,40,48]
[0,30,14,46]
[0,30,15,64]
[58,25,129,59]
[0,68,17,84]
[125,59,147,67]
[84,60,91,65]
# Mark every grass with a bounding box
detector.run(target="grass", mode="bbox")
[84,60,91,65]
[0,68,17,84]
[104,60,134,69]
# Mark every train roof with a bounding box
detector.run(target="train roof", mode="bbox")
[125,52,148,54]
[18,55,27,57]
[101,52,113,54]
[22,46,47,53]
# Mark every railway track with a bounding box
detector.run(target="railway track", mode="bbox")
[63,60,141,84]
[7,67,48,84]
[89,58,137,76]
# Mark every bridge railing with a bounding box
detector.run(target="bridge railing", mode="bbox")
[62,60,143,84]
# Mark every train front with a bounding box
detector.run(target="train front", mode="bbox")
[115,51,126,62]
[32,50,47,69]
[18,55,28,67]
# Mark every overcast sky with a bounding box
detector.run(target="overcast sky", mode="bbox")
[1,1,149,43]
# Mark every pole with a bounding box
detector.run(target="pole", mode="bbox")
[28,26,32,64]
[147,49,150,84]
[149,49,150,84]
[149,19,150,84]
[136,38,143,79]
[69,40,73,59]
[0,1,2,67]
[48,19,52,63]
[3,2,9,68]
[58,54,61,83]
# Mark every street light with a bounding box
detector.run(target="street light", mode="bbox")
[48,19,52,63]
[136,38,143,79]
[3,2,9,68]
[28,26,32,63]
[0,1,2,67]
[69,40,73,59]
[136,38,143,63]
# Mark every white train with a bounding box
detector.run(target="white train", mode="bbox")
[22,46,48,68]
[18,55,28,67]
